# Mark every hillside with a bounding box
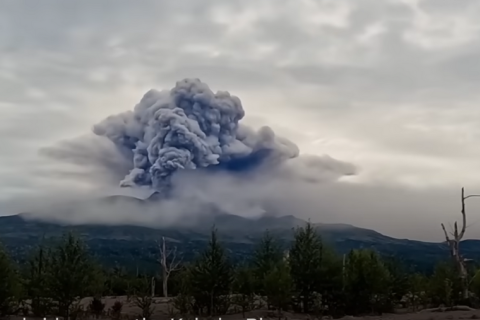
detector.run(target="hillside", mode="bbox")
[0,211,478,274]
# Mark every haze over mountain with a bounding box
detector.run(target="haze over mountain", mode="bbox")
[3,0,480,242]
[2,199,480,274]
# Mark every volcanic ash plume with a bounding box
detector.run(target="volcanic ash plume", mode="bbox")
[27,78,359,224]
[41,77,357,210]
[92,78,309,192]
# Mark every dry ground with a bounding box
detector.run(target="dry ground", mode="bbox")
[6,296,480,320]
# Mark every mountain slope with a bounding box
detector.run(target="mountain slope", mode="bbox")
[0,212,478,274]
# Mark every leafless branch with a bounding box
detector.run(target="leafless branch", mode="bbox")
[440,187,480,300]
[462,194,480,200]
[169,246,182,271]
[441,223,450,242]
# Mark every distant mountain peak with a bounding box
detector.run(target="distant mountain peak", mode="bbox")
[278,214,299,220]
[316,223,355,229]
[6,194,386,243]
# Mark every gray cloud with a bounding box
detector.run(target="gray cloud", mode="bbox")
[2,0,480,241]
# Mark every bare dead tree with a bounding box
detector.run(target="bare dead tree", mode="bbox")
[158,236,182,298]
[151,277,155,298]
[441,187,480,300]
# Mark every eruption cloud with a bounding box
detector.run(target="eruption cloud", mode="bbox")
[92,78,350,193]
[36,78,357,223]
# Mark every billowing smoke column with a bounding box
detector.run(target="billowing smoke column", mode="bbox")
[92,78,300,192]
[32,78,358,224]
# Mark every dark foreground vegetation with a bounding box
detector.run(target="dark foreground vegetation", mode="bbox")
[1,223,480,319]
[3,213,480,276]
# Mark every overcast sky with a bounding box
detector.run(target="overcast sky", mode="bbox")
[2,0,480,241]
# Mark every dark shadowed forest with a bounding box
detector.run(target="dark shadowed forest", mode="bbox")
[1,222,480,319]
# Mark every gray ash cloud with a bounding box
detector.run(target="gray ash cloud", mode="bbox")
[89,78,355,193]
[37,78,356,221]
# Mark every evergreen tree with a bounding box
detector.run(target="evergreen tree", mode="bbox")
[172,267,195,316]
[427,261,462,306]
[132,276,155,320]
[289,222,323,313]
[25,245,52,317]
[344,249,392,314]
[383,256,409,306]
[406,273,427,311]
[470,268,480,304]
[188,227,233,316]
[232,265,256,317]
[317,246,344,316]
[44,232,98,319]
[0,243,20,316]
[104,265,133,296]
[264,260,293,320]
[252,230,283,294]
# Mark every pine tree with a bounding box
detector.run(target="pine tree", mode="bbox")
[232,265,256,317]
[264,260,293,320]
[25,245,52,317]
[344,249,392,314]
[470,268,480,300]
[316,245,344,316]
[383,256,409,306]
[132,276,155,320]
[407,273,427,311]
[0,243,19,316]
[188,227,233,316]
[44,232,97,319]
[289,222,323,313]
[252,230,283,294]
[427,261,462,306]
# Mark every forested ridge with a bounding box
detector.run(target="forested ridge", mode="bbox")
[1,222,480,319]
[2,213,480,276]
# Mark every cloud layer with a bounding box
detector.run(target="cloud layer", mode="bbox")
[3,0,480,240]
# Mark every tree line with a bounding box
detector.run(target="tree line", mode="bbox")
[1,222,480,319]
